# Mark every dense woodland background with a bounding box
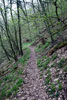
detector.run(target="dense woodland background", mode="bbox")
[0,0,67,63]
[0,0,67,100]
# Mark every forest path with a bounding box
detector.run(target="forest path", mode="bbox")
[17,46,48,100]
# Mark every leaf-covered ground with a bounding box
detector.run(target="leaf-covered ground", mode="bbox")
[36,41,67,100]
[0,48,30,100]
[0,41,67,100]
[7,46,48,100]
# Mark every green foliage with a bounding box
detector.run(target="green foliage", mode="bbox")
[37,57,50,70]
[0,80,2,86]
[35,42,50,53]
[45,70,51,85]
[43,58,50,68]
[63,66,67,71]
[23,42,33,49]
[19,48,30,65]
[35,46,41,53]
[12,84,18,93]
[55,41,67,50]
[45,69,51,75]
[55,91,59,97]
[43,56,48,59]
[17,69,23,75]
[43,42,50,49]
[6,78,24,97]
[51,62,56,68]
[49,83,56,94]
[7,89,12,97]
[37,58,43,68]
[52,54,57,61]
[51,83,56,92]
[0,0,67,99]
[0,48,30,99]
[46,83,56,98]
[58,83,63,91]
[58,58,66,68]
[45,76,51,84]
[1,89,6,97]
[0,71,23,99]
[4,74,14,81]
[16,78,24,87]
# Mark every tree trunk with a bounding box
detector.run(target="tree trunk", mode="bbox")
[10,0,19,51]
[17,0,23,56]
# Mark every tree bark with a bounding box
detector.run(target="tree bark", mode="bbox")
[17,0,23,55]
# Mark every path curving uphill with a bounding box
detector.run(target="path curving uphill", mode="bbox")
[13,46,48,100]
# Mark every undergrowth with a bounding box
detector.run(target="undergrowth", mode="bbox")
[0,48,30,100]
[36,41,67,99]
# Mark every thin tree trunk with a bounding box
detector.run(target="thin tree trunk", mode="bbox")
[39,0,54,44]
[0,35,10,60]
[10,0,19,51]
[2,0,18,61]
[17,0,23,55]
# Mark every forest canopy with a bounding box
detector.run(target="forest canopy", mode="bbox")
[0,0,67,62]
[0,0,67,100]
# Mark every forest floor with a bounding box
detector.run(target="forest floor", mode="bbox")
[35,42,67,100]
[12,46,48,100]
[2,43,67,100]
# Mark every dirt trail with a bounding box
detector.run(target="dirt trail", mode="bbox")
[16,46,48,100]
